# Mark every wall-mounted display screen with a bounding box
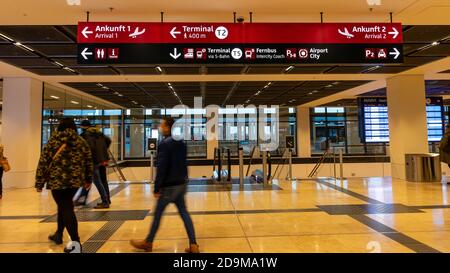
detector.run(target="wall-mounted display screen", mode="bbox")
[358,97,444,143]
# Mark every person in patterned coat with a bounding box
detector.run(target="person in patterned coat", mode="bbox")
[35,118,93,252]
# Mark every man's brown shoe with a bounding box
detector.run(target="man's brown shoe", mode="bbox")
[185,243,200,253]
[130,240,153,252]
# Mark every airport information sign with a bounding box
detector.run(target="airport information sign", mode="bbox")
[77,22,403,64]
[358,97,444,143]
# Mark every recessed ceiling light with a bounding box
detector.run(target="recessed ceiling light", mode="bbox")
[0,33,14,42]
[63,67,75,73]
[132,101,138,104]
[156,66,163,73]
[50,95,60,99]
[102,86,109,89]
[312,90,318,93]
[86,105,93,108]
[70,100,79,105]
[431,41,440,46]
[366,0,381,6]
[14,42,34,52]
[66,0,81,6]
[285,66,294,72]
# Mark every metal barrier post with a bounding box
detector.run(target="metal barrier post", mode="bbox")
[217,148,222,182]
[339,148,344,181]
[150,151,155,183]
[238,147,244,188]
[262,150,268,185]
[288,148,293,181]
[333,147,337,179]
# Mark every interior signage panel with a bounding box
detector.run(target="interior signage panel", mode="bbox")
[77,22,403,65]
[77,44,402,64]
[358,97,444,143]
[78,22,403,44]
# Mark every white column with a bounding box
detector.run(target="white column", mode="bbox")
[1,78,43,188]
[296,106,311,157]
[387,74,428,180]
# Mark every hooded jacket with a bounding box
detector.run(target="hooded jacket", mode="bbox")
[35,129,94,190]
[81,127,111,165]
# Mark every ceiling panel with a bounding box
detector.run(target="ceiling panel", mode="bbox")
[29,44,76,57]
[0,44,37,57]
[365,66,415,73]
[163,66,200,74]
[403,56,442,66]
[0,57,57,67]
[0,26,73,43]
[246,66,285,74]
[76,67,119,75]
[206,66,244,74]
[289,66,333,74]
[325,66,369,74]
[403,25,450,43]
[411,43,450,56]
[26,68,73,75]
[114,67,159,75]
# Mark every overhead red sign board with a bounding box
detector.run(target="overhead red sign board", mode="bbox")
[77,22,402,44]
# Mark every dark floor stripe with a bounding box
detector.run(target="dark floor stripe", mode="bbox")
[84,183,129,210]
[410,205,450,209]
[82,221,124,253]
[316,179,385,204]
[149,207,321,216]
[0,215,49,220]
[350,215,441,253]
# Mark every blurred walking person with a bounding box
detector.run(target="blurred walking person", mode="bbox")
[35,118,93,252]
[130,117,199,253]
[439,123,450,184]
[73,120,112,208]
[0,144,10,199]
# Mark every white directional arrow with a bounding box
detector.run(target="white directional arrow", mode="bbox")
[389,48,400,59]
[170,48,181,59]
[388,27,399,39]
[81,48,93,60]
[82,26,93,38]
[170,27,181,39]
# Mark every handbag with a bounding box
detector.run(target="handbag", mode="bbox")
[43,143,67,178]
[1,158,11,172]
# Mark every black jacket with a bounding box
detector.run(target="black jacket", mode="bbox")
[154,136,188,193]
[81,127,112,165]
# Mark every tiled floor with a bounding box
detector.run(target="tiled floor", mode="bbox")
[1,177,450,253]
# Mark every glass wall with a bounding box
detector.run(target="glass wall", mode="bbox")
[42,83,122,160]
[310,106,388,156]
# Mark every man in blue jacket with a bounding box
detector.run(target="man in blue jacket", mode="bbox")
[130,117,199,253]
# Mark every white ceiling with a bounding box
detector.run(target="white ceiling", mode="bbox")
[0,0,449,25]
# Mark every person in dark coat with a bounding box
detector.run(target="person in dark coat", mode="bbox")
[74,120,112,209]
[130,117,199,253]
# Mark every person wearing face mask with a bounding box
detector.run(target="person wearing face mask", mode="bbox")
[130,116,199,253]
